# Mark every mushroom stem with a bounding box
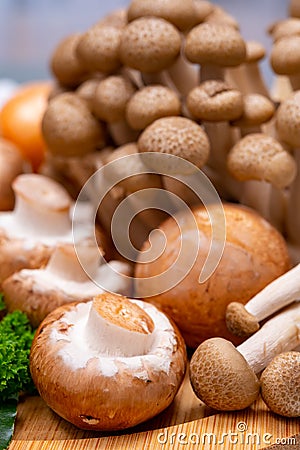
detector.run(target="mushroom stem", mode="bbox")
[237,302,300,374]
[201,64,224,82]
[226,62,269,97]
[46,244,100,282]
[288,74,300,91]
[12,175,71,238]
[85,294,154,357]
[286,150,300,245]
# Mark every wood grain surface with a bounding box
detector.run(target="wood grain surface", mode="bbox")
[9,371,300,450]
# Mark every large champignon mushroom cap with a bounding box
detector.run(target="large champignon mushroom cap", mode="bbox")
[119,17,181,73]
[227,133,297,190]
[190,337,260,411]
[76,24,122,73]
[187,80,243,122]
[127,0,198,31]
[137,116,210,174]
[92,75,136,123]
[3,241,132,327]
[30,293,187,430]
[261,351,300,417]
[0,138,24,211]
[42,92,106,158]
[185,23,246,67]
[50,34,88,88]
[126,85,181,130]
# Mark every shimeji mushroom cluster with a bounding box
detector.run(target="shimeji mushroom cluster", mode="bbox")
[1,0,300,430]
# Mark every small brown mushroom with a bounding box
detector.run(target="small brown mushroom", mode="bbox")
[50,34,88,88]
[204,5,240,30]
[126,85,181,131]
[226,264,300,338]
[76,24,122,74]
[0,138,24,211]
[92,75,138,146]
[30,293,187,430]
[290,0,300,18]
[3,241,132,327]
[190,302,300,411]
[127,0,198,32]
[137,116,210,174]
[232,94,275,136]
[42,92,106,157]
[193,0,214,24]
[76,76,105,108]
[261,351,300,417]
[269,18,300,42]
[185,23,246,82]
[271,35,300,90]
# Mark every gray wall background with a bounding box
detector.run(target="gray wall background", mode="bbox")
[0,0,289,87]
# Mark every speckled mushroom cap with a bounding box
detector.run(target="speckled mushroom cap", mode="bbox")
[42,92,106,157]
[261,351,300,417]
[127,0,198,31]
[50,34,87,87]
[290,0,300,18]
[232,94,275,127]
[138,116,210,172]
[76,77,103,108]
[92,75,136,123]
[245,41,266,63]
[269,18,300,42]
[119,17,181,73]
[187,80,243,122]
[30,296,187,430]
[190,337,260,410]
[271,35,300,75]
[126,85,181,130]
[193,0,214,24]
[276,91,300,148]
[76,24,122,73]
[227,133,297,189]
[185,23,246,67]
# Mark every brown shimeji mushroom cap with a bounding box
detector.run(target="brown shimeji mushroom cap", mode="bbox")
[269,18,300,42]
[92,75,136,123]
[185,23,246,67]
[42,92,106,157]
[271,35,300,76]
[190,337,260,411]
[126,85,181,130]
[276,91,300,148]
[119,17,181,73]
[245,41,266,63]
[193,0,214,24]
[0,138,24,211]
[127,0,198,31]
[138,116,210,172]
[290,0,300,18]
[50,34,87,88]
[227,134,297,189]
[232,93,275,128]
[187,80,243,122]
[76,24,122,73]
[261,351,300,417]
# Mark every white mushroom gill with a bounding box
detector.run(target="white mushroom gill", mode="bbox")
[50,299,177,379]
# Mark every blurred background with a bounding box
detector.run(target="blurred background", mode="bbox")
[0,0,289,86]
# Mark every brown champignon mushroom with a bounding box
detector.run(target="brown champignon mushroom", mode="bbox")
[261,351,300,417]
[42,92,106,158]
[3,241,132,327]
[76,24,122,74]
[50,34,88,88]
[271,35,300,91]
[92,75,138,146]
[276,92,300,254]
[190,302,300,411]
[0,138,24,211]
[30,293,187,430]
[135,203,290,348]
[184,23,246,82]
[227,133,296,220]
[126,85,181,131]
[226,264,300,338]
[137,116,210,174]
[226,41,269,97]
[0,174,92,285]
[127,0,198,32]
[290,0,300,18]
[186,80,243,198]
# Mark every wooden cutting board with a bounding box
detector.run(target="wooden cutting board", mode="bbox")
[9,371,300,450]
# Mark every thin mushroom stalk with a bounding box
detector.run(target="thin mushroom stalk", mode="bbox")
[226,264,300,338]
